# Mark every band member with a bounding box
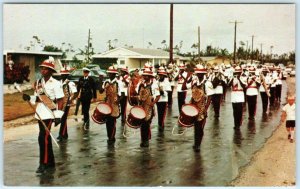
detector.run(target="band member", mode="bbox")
[22,57,64,173]
[190,64,210,152]
[57,69,77,141]
[118,66,130,123]
[258,68,271,114]
[227,66,246,129]
[275,68,283,102]
[77,67,97,130]
[136,68,160,147]
[156,67,172,132]
[245,67,259,120]
[269,70,278,106]
[210,66,226,118]
[174,63,189,113]
[100,66,122,146]
[167,63,176,106]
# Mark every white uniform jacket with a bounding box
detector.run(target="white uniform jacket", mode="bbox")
[157,78,172,102]
[31,77,65,120]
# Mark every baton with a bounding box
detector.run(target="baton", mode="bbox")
[14,83,60,148]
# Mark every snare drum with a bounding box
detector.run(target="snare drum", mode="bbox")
[91,102,112,124]
[178,104,199,127]
[126,106,146,129]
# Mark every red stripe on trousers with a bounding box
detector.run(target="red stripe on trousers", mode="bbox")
[44,120,52,164]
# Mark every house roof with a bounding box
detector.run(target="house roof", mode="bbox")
[62,53,85,61]
[93,47,183,59]
[200,56,218,61]
[4,50,63,56]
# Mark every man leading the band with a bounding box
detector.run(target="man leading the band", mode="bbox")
[22,57,64,174]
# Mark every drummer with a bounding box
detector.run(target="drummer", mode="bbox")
[100,65,123,147]
[189,64,210,152]
[156,67,172,132]
[135,68,160,147]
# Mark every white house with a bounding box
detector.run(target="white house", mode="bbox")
[92,47,184,69]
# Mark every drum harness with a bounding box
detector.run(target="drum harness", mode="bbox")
[172,77,207,136]
[123,80,155,138]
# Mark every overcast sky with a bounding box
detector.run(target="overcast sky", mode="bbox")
[3,3,295,55]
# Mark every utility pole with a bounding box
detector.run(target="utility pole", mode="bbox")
[250,35,255,64]
[87,29,91,64]
[169,4,174,65]
[229,20,242,65]
[198,26,201,64]
[260,43,263,65]
[270,45,274,62]
[246,40,249,61]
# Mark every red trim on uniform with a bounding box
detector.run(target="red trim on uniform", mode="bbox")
[44,120,52,164]
[254,96,257,116]
[148,124,152,140]
[123,98,128,118]
[240,103,244,126]
[248,86,258,89]
[161,103,168,128]
[232,89,244,91]
[111,119,116,139]
[62,108,70,136]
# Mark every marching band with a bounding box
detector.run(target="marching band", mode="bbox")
[22,58,288,174]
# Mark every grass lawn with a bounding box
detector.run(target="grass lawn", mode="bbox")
[4,90,105,121]
[4,90,36,121]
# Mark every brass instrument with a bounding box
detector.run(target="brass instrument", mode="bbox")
[62,80,71,109]
[105,82,120,117]
[260,73,271,97]
[191,85,207,121]
[139,85,153,121]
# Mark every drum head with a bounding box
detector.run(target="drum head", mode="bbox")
[131,106,146,119]
[97,103,112,115]
[182,104,199,117]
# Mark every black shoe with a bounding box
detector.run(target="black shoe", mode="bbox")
[233,126,240,130]
[248,117,255,121]
[83,122,90,130]
[36,164,46,174]
[140,141,149,148]
[288,134,291,139]
[193,145,200,152]
[107,139,116,145]
[158,127,164,132]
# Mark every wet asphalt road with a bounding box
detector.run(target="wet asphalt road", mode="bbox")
[4,82,287,186]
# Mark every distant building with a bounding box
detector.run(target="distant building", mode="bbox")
[92,47,184,69]
[3,50,63,82]
[191,56,231,67]
[61,53,85,69]
[201,56,231,67]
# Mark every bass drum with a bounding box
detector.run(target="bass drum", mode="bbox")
[126,106,146,129]
[178,104,199,127]
[91,102,112,124]
[127,82,139,106]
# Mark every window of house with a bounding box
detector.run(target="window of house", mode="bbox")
[120,60,125,65]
